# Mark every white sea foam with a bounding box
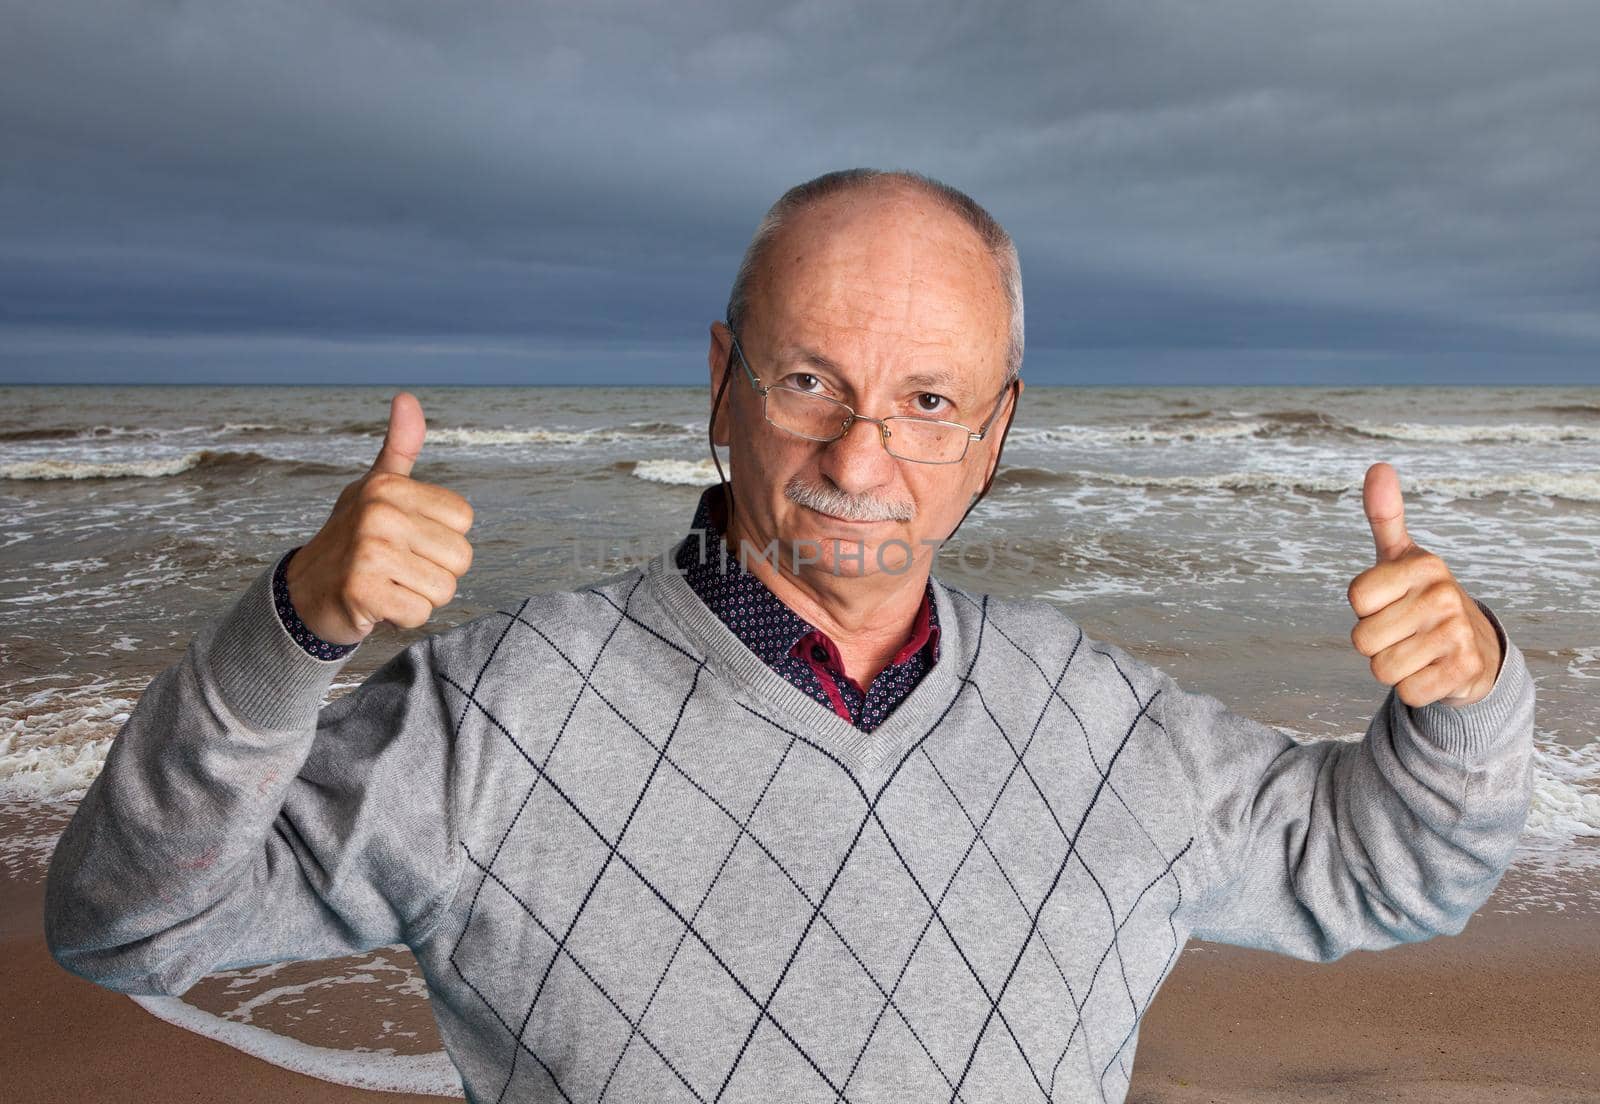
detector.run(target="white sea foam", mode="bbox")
[1527,739,1600,843]
[1015,421,1267,446]
[129,995,465,1097]
[0,452,206,480]
[1077,468,1600,502]
[0,675,367,805]
[631,458,723,485]
[1012,417,1600,448]
[0,684,133,802]
[1566,647,1600,680]
[427,423,697,447]
[1352,421,1600,444]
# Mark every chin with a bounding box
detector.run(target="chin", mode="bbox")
[804,531,921,580]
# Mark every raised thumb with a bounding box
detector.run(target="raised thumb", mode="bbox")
[370,392,426,477]
[1362,461,1412,563]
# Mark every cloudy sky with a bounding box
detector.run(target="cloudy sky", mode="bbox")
[3,0,1596,385]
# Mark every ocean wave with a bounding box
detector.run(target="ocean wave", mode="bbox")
[994,465,1070,489]
[0,684,134,802]
[0,424,167,444]
[1531,403,1600,418]
[341,421,698,447]
[0,427,85,443]
[0,449,347,481]
[0,422,282,446]
[0,453,210,480]
[1527,740,1600,844]
[1054,468,1600,502]
[1013,412,1600,447]
[1015,421,1267,446]
[631,458,723,485]
[1347,421,1600,444]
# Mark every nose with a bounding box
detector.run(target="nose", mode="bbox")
[818,412,898,497]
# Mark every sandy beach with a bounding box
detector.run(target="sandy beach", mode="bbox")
[6,856,1595,1103]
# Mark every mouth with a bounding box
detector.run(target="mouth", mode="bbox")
[803,503,896,526]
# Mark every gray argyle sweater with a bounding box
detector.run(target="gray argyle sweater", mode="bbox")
[44,545,1535,1104]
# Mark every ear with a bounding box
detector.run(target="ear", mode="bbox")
[708,321,735,448]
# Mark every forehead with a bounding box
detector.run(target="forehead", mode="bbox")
[752,188,1009,385]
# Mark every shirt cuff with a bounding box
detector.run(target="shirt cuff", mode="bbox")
[272,547,359,661]
[203,554,357,732]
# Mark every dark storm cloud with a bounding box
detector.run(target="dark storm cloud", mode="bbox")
[2,0,1597,383]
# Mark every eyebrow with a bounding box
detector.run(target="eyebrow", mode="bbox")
[778,345,965,395]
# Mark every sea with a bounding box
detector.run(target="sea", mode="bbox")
[3,383,1597,1096]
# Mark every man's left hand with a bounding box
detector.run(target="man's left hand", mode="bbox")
[1347,462,1504,709]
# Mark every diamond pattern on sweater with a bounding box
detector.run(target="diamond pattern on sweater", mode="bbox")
[435,571,1193,1104]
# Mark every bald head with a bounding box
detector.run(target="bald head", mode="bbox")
[725,169,1025,384]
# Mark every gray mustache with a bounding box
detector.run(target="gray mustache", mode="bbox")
[784,475,916,522]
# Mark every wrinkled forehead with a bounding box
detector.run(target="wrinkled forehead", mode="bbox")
[750,191,1010,393]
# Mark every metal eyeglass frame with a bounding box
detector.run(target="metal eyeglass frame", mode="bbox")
[727,330,1018,465]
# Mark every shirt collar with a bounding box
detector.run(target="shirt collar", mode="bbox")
[672,484,941,670]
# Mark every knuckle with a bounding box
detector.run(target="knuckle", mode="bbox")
[356,501,405,538]
[408,596,435,626]
[1424,580,1455,612]
[349,540,384,574]
[356,474,386,502]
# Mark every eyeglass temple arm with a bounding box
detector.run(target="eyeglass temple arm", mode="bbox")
[973,377,1020,438]
[728,332,763,390]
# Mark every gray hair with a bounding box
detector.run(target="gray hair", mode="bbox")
[725,168,1025,384]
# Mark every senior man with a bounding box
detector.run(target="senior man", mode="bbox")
[46,170,1534,1104]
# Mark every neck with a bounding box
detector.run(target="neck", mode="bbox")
[717,489,932,686]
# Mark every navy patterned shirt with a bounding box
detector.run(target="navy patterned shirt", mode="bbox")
[671,485,941,733]
[272,548,359,662]
[273,485,940,733]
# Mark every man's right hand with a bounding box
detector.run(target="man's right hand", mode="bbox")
[284,392,474,645]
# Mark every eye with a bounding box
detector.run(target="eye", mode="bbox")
[783,372,825,393]
[913,392,951,416]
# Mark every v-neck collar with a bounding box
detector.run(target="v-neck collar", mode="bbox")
[643,549,974,781]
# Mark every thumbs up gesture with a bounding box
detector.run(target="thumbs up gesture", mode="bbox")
[1347,462,1502,709]
[283,393,475,645]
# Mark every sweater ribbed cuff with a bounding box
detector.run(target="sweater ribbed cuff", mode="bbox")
[201,554,358,733]
[1407,598,1531,763]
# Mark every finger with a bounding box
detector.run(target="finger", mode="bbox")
[1346,560,1415,619]
[403,513,474,577]
[1395,656,1460,709]
[378,579,437,630]
[391,550,459,610]
[1351,578,1460,653]
[1369,620,1456,688]
[1350,590,1427,657]
[1362,461,1414,564]
[389,479,474,534]
[370,392,427,477]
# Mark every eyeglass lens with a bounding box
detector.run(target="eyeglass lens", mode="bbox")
[763,387,969,463]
